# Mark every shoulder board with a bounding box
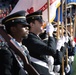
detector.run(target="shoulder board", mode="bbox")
[0,35,8,48]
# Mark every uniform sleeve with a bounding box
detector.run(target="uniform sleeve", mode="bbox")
[23,36,56,57]
[0,48,13,75]
[68,46,76,56]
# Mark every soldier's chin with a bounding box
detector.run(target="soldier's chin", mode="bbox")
[23,35,28,39]
[41,27,43,30]
[41,27,44,32]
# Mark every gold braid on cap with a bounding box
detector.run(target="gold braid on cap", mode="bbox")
[5,16,26,23]
[26,15,42,19]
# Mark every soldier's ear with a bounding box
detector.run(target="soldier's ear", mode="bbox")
[30,22,34,27]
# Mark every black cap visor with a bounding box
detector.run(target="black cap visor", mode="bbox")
[20,21,30,28]
[34,16,44,23]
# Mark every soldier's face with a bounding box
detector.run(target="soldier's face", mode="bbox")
[11,24,29,38]
[31,20,43,34]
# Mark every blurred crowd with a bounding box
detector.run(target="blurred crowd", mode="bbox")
[0,0,18,22]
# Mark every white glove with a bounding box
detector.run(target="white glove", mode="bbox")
[49,72,55,75]
[56,36,66,51]
[48,56,54,72]
[46,23,54,36]
[65,35,69,43]
[48,56,54,65]
[55,72,65,75]
[69,36,73,41]
[69,56,74,63]
[61,36,65,47]
[63,72,65,75]
[56,36,65,51]
[71,40,76,47]
[65,64,70,73]
[56,39,62,51]
[54,65,60,72]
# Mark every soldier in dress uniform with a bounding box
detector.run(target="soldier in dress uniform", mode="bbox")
[64,24,76,75]
[0,10,39,75]
[22,10,63,75]
[53,24,76,75]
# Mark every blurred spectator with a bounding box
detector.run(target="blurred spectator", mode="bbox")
[0,0,19,22]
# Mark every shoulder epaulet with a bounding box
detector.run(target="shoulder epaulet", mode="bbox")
[0,34,6,48]
[0,41,5,48]
[0,41,9,51]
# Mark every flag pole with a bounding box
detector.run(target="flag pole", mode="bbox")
[61,0,64,37]
[61,1,64,75]
[65,0,68,36]
[74,6,76,38]
[57,6,60,39]
[47,0,50,22]
[69,5,73,37]
[42,0,50,29]
[47,0,51,37]
[65,0,68,67]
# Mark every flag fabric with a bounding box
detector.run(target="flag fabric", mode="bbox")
[10,0,61,23]
[54,2,63,23]
[54,0,66,23]
[67,0,76,5]
[74,38,76,43]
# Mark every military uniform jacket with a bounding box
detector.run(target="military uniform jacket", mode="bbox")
[22,32,56,75]
[0,45,27,75]
[68,40,76,56]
